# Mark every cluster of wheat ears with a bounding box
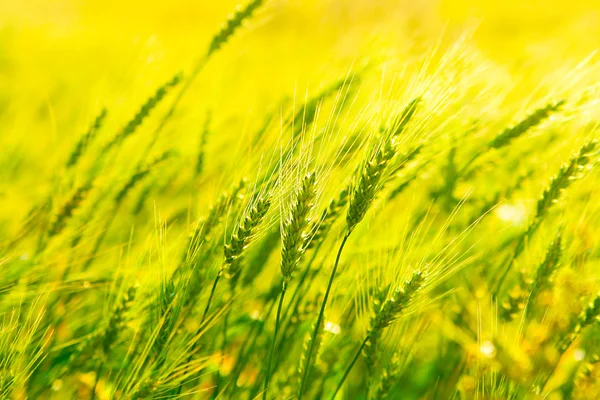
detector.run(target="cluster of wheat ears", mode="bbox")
[1,0,600,399]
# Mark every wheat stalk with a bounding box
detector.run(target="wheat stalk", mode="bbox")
[264,172,316,399]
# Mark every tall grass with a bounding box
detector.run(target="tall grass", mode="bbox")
[1,1,600,399]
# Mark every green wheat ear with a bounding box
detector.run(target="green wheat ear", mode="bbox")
[66,108,107,168]
[389,97,420,138]
[183,178,247,264]
[199,191,271,325]
[203,178,247,237]
[207,0,265,57]
[101,284,138,355]
[223,193,271,279]
[529,232,562,304]
[364,271,424,372]
[151,279,179,363]
[558,293,600,352]
[114,151,173,204]
[62,284,137,375]
[195,113,211,177]
[280,172,317,284]
[264,172,317,400]
[330,271,425,399]
[502,232,563,321]
[346,139,397,232]
[488,100,565,149]
[47,183,93,238]
[346,99,420,233]
[494,140,598,294]
[373,351,402,400]
[536,140,597,220]
[101,74,182,156]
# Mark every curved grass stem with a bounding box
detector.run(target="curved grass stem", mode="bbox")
[331,336,369,399]
[263,284,287,400]
[298,232,350,400]
[202,271,223,323]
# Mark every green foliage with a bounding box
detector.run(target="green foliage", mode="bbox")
[3,1,600,399]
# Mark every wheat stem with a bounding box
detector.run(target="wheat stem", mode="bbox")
[298,231,350,399]
[331,337,369,399]
[201,272,222,324]
[263,284,287,400]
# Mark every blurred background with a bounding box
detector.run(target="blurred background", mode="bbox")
[1,0,599,222]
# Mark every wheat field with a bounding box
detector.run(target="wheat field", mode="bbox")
[1,0,600,399]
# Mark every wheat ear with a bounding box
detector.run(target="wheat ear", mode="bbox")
[331,271,424,399]
[264,172,317,400]
[494,140,598,294]
[66,108,107,168]
[201,193,271,322]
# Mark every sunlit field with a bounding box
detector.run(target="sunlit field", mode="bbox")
[1,0,600,399]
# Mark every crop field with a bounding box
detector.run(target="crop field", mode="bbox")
[1,0,600,399]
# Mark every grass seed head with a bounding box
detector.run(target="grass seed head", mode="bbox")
[101,284,138,355]
[224,193,271,268]
[559,293,600,352]
[186,178,247,262]
[364,271,424,371]
[347,139,397,232]
[102,74,182,155]
[47,183,93,238]
[488,100,565,150]
[389,97,420,138]
[207,0,265,56]
[66,108,107,168]
[373,351,402,400]
[536,140,598,220]
[530,232,563,302]
[280,172,317,283]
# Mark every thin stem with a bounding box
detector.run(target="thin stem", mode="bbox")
[176,300,224,396]
[331,336,369,400]
[492,222,537,296]
[263,285,287,400]
[298,232,350,400]
[275,270,318,362]
[210,308,231,400]
[282,240,324,322]
[202,271,223,323]
[228,297,277,398]
[275,242,325,354]
[176,269,223,396]
[90,362,105,400]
